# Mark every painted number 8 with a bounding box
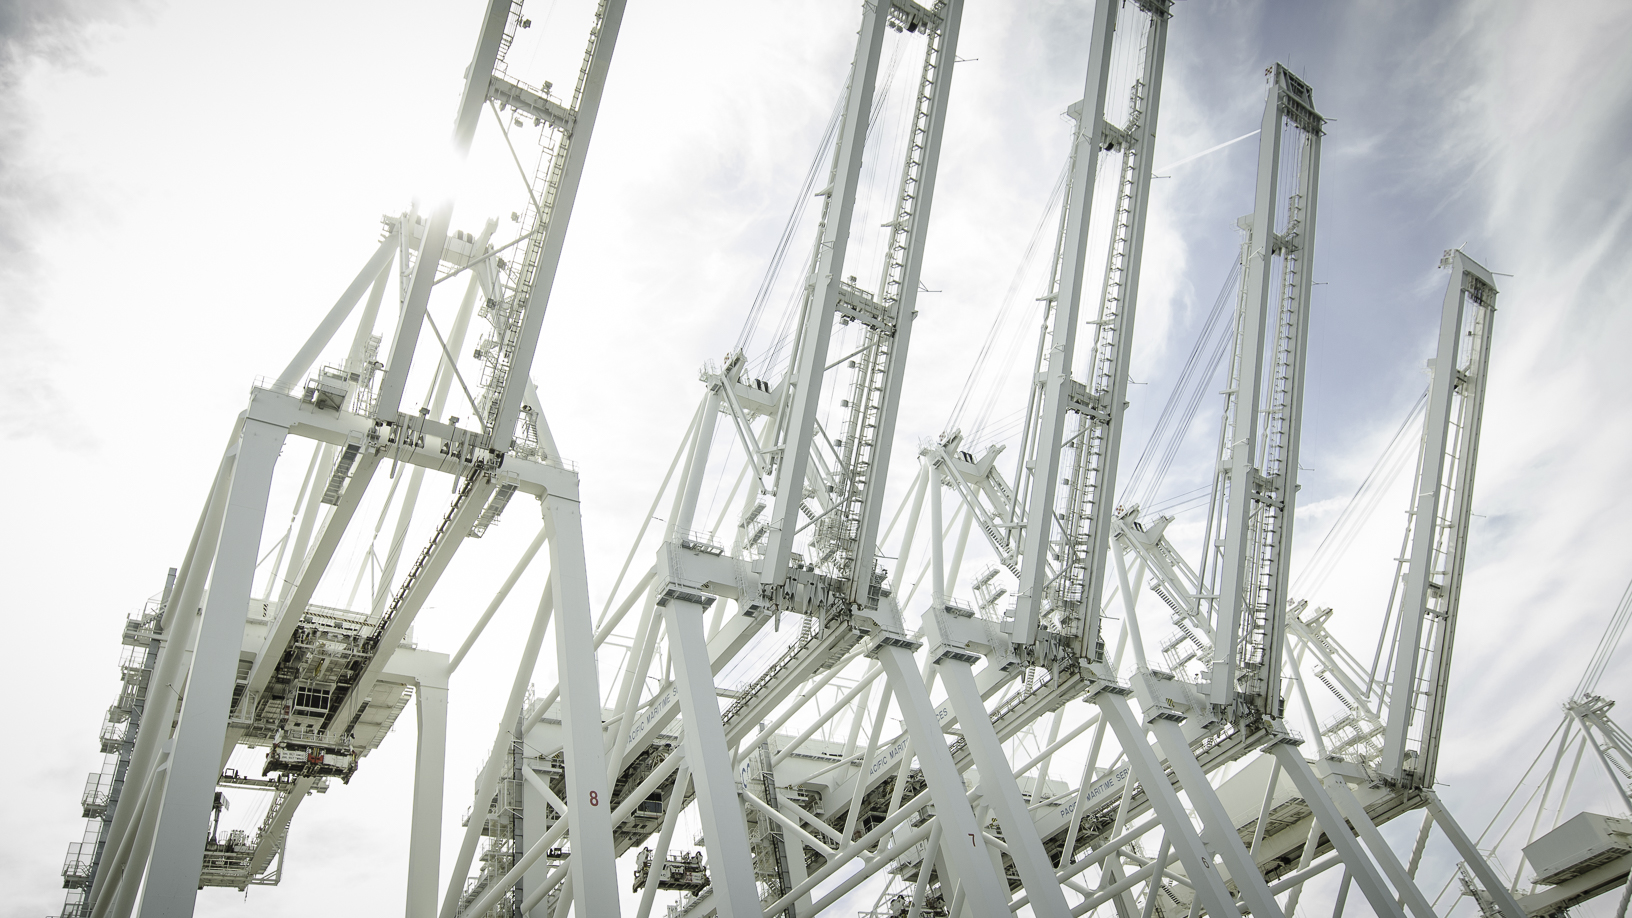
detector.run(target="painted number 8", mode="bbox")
[589,791,599,806]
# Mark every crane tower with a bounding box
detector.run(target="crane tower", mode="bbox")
[53,2,1534,917]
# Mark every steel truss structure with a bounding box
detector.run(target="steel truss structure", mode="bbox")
[55,1,1539,917]
[1452,584,1632,918]
[58,1,631,915]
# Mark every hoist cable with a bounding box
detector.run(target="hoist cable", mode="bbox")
[946,158,1071,435]
[744,37,908,379]
[1123,256,1242,510]
[1292,388,1429,602]
[1577,575,1632,699]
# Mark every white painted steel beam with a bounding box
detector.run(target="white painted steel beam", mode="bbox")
[274,232,400,393]
[1095,690,1245,918]
[841,0,964,606]
[542,494,621,916]
[663,598,761,917]
[940,658,1072,918]
[1208,70,1288,710]
[489,0,628,448]
[438,583,555,918]
[1267,742,1404,918]
[137,416,288,917]
[1422,790,1527,918]
[1010,0,1119,644]
[374,0,510,420]
[634,765,690,918]
[90,444,237,918]
[240,447,381,704]
[760,0,890,580]
[875,643,1012,917]
[1380,250,1498,785]
[1322,769,1437,918]
[381,648,451,918]
[1145,717,1285,918]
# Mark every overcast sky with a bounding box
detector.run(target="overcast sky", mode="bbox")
[4,0,1631,916]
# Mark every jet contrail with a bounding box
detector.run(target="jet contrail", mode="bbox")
[1155,128,1260,173]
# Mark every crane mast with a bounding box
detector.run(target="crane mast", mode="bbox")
[1006,0,1171,655]
[51,2,1550,915]
[67,3,633,916]
[1379,249,1499,786]
[1198,64,1323,717]
[758,1,950,604]
[815,5,952,600]
[616,2,1024,913]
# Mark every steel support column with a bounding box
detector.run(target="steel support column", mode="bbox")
[1010,0,1119,642]
[1380,251,1498,786]
[399,655,451,918]
[634,765,690,918]
[137,416,288,917]
[663,597,761,918]
[439,583,555,918]
[1422,790,1527,918]
[91,444,237,918]
[1146,718,1285,918]
[543,494,621,916]
[1321,771,1437,918]
[1207,87,1284,709]
[875,644,1011,917]
[939,659,1071,918]
[488,0,629,447]
[374,0,510,419]
[760,0,891,578]
[1267,743,1404,918]
[274,232,401,392]
[1096,692,1245,918]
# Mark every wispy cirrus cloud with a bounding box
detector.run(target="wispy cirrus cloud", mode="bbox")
[0,0,146,442]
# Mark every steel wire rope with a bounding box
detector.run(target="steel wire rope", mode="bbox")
[814,36,913,491]
[968,406,1031,450]
[1122,257,1243,510]
[971,155,1113,446]
[734,92,845,363]
[1578,574,1632,699]
[746,37,908,380]
[968,38,1137,449]
[850,33,913,302]
[1291,388,1430,603]
[1145,483,1214,518]
[1140,320,1236,511]
[944,157,1070,435]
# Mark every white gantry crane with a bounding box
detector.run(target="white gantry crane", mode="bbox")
[56,1,1538,917]
[1451,579,1632,918]
[57,1,631,916]
[893,9,1521,916]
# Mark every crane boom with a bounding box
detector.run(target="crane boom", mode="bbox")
[1380,249,1499,786]
[1199,64,1324,717]
[1009,0,1171,653]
